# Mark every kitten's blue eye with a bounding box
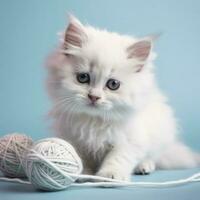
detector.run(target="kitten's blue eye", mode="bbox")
[106,79,120,90]
[77,73,90,84]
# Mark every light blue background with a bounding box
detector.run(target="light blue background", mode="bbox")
[0,0,199,152]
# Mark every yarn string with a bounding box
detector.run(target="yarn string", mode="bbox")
[0,177,31,184]
[1,171,200,188]
[69,173,200,187]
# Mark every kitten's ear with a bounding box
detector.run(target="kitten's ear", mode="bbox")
[127,38,152,61]
[64,15,87,49]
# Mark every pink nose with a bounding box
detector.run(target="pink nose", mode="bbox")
[88,94,101,103]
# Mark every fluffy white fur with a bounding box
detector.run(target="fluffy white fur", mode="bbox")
[46,16,200,181]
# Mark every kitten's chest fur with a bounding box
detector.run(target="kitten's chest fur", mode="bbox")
[55,112,122,167]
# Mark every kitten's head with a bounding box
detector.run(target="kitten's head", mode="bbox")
[47,15,156,121]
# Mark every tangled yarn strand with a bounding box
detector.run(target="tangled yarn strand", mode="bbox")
[1,169,200,189]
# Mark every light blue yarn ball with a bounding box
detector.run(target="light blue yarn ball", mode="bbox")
[23,138,83,191]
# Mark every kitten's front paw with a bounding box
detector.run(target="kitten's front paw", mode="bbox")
[134,160,155,175]
[96,169,131,181]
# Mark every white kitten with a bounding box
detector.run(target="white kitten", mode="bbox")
[46,15,200,181]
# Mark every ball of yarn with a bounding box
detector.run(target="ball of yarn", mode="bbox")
[23,137,83,191]
[0,133,33,178]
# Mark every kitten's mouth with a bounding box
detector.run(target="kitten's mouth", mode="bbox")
[87,102,98,108]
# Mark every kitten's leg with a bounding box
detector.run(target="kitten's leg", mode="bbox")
[77,158,95,183]
[80,153,96,175]
[156,142,200,169]
[96,146,143,181]
[134,159,155,175]
[82,167,94,175]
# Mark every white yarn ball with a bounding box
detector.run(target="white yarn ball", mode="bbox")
[23,138,83,191]
[0,133,33,177]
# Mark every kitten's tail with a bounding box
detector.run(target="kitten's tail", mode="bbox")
[156,142,200,169]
